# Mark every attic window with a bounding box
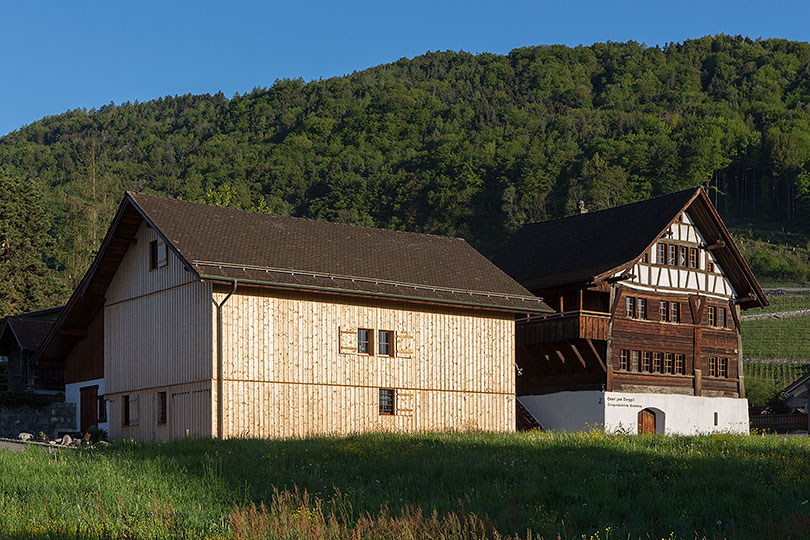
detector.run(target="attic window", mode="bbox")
[150,240,168,269]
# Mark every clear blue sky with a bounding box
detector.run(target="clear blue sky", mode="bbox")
[1,0,808,137]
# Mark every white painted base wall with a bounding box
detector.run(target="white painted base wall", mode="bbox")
[519,391,749,435]
[65,378,109,434]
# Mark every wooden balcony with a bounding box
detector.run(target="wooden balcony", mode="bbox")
[517,310,610,345]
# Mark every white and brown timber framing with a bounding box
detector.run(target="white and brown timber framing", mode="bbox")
[36,192,551,441]
[494,187,767,399]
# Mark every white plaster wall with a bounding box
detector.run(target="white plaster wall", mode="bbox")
[65,377,108,434]
[519,391,749,435]
[519,392,605,431]
[604,392,749,434]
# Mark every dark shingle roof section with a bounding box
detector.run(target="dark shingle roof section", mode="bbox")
[128,192,550,313]
[493,189,700,290]
[5,317,56,351]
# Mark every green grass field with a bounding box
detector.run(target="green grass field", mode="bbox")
[741,296,810,360]
[1,431,809,540]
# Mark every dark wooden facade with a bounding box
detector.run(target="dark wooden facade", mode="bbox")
[496,188,767,400]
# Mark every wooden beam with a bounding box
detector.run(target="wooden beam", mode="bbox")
[705,241,726,250]
[566,340,588,371]
[584,339,606,372]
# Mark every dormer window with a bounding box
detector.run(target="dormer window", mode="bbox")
[150,240,168,270]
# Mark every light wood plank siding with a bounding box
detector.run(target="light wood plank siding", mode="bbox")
[107,381,213,441]
[104,220,214,442]
[106,222,196,304]
[213,287,516,438]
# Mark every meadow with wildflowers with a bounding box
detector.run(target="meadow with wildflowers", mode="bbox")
[0,430,808,540]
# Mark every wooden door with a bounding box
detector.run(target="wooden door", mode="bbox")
[638,408,656,435]
[80,385,99,433]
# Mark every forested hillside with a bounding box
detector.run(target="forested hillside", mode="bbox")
[3,35,810,314]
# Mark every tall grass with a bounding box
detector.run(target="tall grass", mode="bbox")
[0,431,809,539]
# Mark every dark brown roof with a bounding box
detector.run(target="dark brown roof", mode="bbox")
[128,192,550,313]
[2,317,55,351]
[493,188,767,309]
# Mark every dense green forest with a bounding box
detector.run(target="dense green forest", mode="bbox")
[2,35,810,314]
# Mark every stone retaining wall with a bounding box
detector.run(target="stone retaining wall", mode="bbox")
[0,403,76,439]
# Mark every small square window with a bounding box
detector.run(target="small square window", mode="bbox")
[642,351,652,372]
[657,244,666,264]
[664,353,673,374]
[689,248,697,268]
[619,349,629,371]
[653,352,663,373]
[158,391,167,424]
[659,301,668,322]
[357,329,373,354]
[379,388,395,415]
[675,354,685,375]
[668,245,676,266]
[707,261,715,273]
[709,357,717,377]
[378,331,394,356]
[150,240,168,269]
[626,297,635,318]
[636,298,646,320]
[122,395,131,426]
[630,350,640,372]
[718,308,726,328]
[669,302,680,323]
[97,396,107,423]
[719,358,728,378]
[679,246,687,267]
[708,306,716,327]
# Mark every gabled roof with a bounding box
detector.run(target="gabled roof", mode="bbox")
[38,192,551,364]
[493,188,767,309]
[0,316,56,351]
[126,192,549,313]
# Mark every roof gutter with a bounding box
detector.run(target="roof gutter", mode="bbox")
[211,279,238,439]
[197,274,552,314]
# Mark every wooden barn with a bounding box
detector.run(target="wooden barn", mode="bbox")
[35,192,550,441]
[0,307,63,393]
[494,187,767,435]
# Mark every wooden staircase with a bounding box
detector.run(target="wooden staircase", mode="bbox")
[516,399,543,431]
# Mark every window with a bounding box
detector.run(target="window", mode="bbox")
[158,391,167,424]
[708,306,716,327]
[714,412,718,426]
[626,297,635,318]
[379,388,396,415]
[659,301,668,322]
[707,260,715,273]
[709,357,717,377]
[675,354,685,375]
[657,244,666,264]
[636,298,647,320]
[717,308,726,328]
[668,245,676,266]
[642,252,649,263]
[642,351,652,372]
[0,355,7,363]
[631,350,640,372]
[719,358,728,378]
[689,248,697,268]
[664,353,673,374]
[378,331,393,356]
[357,329,373,354]
[679,246,687,267]
[669,302,680,323]
[122,395,130,426]
[149,240,168,269]
[619,350,629,371]
[97,396,107,423]
[653,352,663,373]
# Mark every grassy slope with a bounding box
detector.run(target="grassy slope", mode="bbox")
[741,296,810,361]
[1,432,809,540]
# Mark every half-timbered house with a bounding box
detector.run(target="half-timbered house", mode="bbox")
[35,192,550,441]
[494,187,767,434]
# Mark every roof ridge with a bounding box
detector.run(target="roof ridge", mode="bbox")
[523,187,701,228]
[127,191,468,243]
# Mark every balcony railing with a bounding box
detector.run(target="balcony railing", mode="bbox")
[517,310,610,344]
